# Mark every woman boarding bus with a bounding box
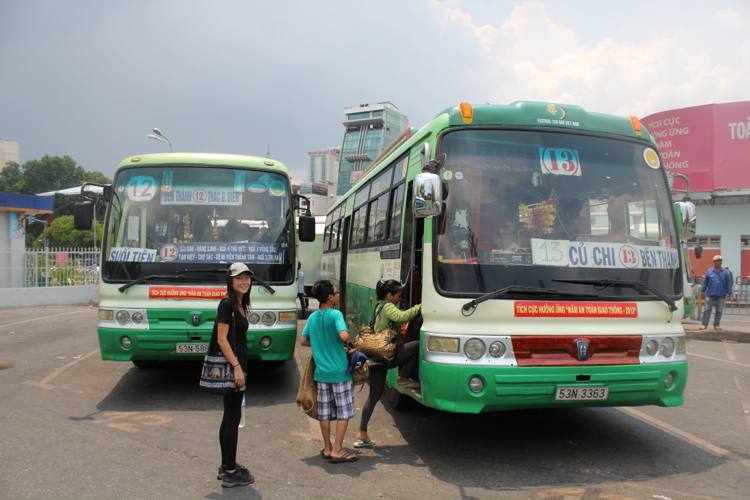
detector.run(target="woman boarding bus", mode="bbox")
[74,153,315,369]
[321,102,692,414]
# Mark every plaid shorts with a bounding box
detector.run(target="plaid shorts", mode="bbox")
[317,380,355,421]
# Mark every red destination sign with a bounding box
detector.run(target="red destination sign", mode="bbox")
[149,287,225,300]
[514,301,638,318]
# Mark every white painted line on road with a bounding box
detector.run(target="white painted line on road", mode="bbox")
[21,349,99,390]
[619,407,750,469]
[688,352,750,369]
[724,342,737,361]
[0,309,91,329]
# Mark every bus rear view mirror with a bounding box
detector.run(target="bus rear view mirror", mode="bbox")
[74,196,95,231]
[673,201,696,239]
[413,171,442,218]
[298,215,316,242]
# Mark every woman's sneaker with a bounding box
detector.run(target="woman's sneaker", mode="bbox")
[221,467,254,488]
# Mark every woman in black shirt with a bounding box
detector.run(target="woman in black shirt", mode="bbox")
[216,262,253,487]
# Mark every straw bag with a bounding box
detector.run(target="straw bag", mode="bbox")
[353,302,397,362]
[296,355,318,420]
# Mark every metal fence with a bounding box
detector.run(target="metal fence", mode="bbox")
[0,248,100,289]
[692,276,750,318]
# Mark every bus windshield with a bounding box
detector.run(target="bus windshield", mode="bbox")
[435,129,681,298]
[102,165,294,283]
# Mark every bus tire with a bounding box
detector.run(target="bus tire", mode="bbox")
[132,360,158,369]
[385,381,415,410]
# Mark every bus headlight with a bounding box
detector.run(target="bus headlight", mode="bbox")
[262,312,276,326]
[660,337,676,357]
[646,339,659,356]
[116,310,130,325]
[677,337,686,352]
[464,338,485,360]
[259,336,272,348]
[248,313,260,325]
[132,312,144,324]
[469,376,484,393]
[98,309,114,321]
[664,372,675,389]
[121,336,132,348]
[427,336,459,353]
[489,341,506,358]
[279,311,297,322]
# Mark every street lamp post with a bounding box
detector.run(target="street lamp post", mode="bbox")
[146,127,173,152]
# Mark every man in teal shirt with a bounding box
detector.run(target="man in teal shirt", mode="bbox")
[300,280,358,463]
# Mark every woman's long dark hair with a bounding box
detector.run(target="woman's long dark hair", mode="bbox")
[226,272,252,311]
[376,279,401,301]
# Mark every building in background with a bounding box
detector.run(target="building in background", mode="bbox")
[336,102,409,197]
[294,181,330,217]
[642,101,750,278]
[0,140,20,168]
[308,148,340,186]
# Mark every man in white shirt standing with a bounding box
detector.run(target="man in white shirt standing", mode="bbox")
[297,263,306,319]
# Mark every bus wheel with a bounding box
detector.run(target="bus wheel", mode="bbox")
[132,360,158,369]
[385,381,415,410]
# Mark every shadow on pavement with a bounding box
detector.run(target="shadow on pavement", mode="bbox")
[354,402,726,492]
[89,358,299,414]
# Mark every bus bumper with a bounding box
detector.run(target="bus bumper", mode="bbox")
[97,327,297,362]
[419,360,688,414]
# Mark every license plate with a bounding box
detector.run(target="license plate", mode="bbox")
[176,343,208,354]
[555,386,609,401]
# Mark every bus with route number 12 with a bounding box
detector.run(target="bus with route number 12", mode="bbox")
[321,101,695,412]
[74,153,315,368]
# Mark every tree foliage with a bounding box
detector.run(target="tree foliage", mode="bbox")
[37,215,104,248]
[1,155,112,248]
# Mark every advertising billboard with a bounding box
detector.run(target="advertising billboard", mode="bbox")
[642,101,750,193]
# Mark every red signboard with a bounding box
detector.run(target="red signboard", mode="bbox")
[514,301,638,318]
[149,286,225,300]
[641,101,750,192]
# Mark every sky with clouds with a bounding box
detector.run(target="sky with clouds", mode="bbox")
[1,0,748,184]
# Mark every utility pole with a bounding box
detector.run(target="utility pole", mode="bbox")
[267,144,271,158]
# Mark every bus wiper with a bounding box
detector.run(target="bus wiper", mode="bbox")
[553,279,677,312]
[177,268,276,294]
[117,274,216,293]
[462,285,597,315]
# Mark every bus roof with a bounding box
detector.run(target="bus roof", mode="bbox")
[115,153,290,175]
[328,101,654,213]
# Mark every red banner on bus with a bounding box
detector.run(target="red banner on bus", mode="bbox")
[148,286,225,300]
[514,301,638,318]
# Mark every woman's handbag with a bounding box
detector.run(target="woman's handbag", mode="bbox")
[296,355,319,419]
[352,302,397,362]
[199,302,239,396]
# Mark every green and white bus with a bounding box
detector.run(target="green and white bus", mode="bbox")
[322,102,691,413]
[74,153,314,368]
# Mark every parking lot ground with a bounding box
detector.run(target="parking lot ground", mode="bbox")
[1,305,750,499]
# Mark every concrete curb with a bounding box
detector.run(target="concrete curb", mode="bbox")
[685,329,750,344]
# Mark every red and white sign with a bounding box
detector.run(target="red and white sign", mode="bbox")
[642,101,750,192]
[149,286,225,300]
[514,301,638,318]
[539,148,581,176]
